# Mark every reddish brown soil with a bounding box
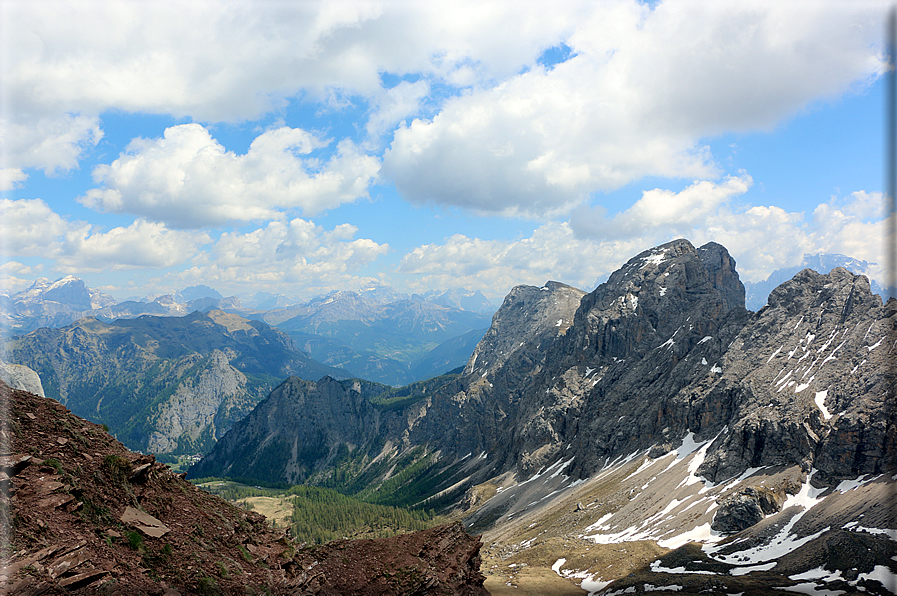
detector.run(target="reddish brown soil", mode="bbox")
[0,383,488,595]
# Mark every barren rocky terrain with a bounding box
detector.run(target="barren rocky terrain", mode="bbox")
[1,382,488,595]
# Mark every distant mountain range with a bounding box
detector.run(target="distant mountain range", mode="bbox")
[2,277,495,386]
[258,290,492,385]
[5,310,350,457]
[743,253,889,310]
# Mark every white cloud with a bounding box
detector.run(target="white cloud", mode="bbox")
[0,114,102,189]
[0,198,208,272]
[3,0,582,122]
[79,124,380,228]
[396,224,619,298]
[171,218,390,296]
[383,0,883,217]
[0,198,72,256]
[570,180,887,283]
[570,175,753,239]
[3,1,884,207]
[57,219,211,272]
[365,80,431,143]
[395,184,889,299]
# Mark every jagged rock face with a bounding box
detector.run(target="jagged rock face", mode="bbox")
[189,376,393,483]
[38,276,94,310]
[146,350,251,453]
[695,267,896,483]
[710,486,784,533]
[464,281,585,380]
[517,240,751,477]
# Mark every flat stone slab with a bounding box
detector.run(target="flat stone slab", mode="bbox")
[58,568,108,590]
[47,547,92,579]
[36,493,75,510]
[120,506,170,538]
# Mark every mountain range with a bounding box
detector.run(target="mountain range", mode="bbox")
[189,239,896,594]
[2,277,493,386]
[4,310,350,457]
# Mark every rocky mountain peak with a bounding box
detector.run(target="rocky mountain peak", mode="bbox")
[697,241,745,311]
[569,239,744,363]
[463,281,585,378]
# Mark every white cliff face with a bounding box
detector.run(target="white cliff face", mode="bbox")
[147,350,248,453]
[0,361,45,397]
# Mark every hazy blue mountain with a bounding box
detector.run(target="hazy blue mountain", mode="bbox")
[743,253,884,310]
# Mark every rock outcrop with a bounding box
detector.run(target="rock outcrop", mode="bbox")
[0,360,44,396]
[189,376,392,484]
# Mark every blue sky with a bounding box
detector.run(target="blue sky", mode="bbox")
[0,0,890,303]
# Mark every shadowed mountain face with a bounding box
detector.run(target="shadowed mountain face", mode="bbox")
[191,239,896,593]
[5,310,350,456]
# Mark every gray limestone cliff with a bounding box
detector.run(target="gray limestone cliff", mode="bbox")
[0,361,45,397]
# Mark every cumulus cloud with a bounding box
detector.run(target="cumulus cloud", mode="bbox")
[4,0,580,122]
[384,0,883,216]
[3,1,884,207]
[396,224,615,298]
[0,114,102,189]
[79,124,380,228]
[171,218,389,295]
[395,185,889,299]
[0,198,72,256]
[570,175,753,239]
[0,198,208,272]
[571,182,887,282]
[57,220,211,272]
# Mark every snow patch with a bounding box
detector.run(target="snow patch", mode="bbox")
[729,562,776,576]
[698,336,713,344]
[789,567,844,582]
[657,523,718,549]
[650,561,715,575]
[814,391,831,420]
[867,336,884,351]
[857,565,897,590]
[643,251,668,266]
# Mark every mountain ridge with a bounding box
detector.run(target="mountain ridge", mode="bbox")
[190,238,896,593]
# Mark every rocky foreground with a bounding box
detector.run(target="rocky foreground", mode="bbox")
[0,382,488,595]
